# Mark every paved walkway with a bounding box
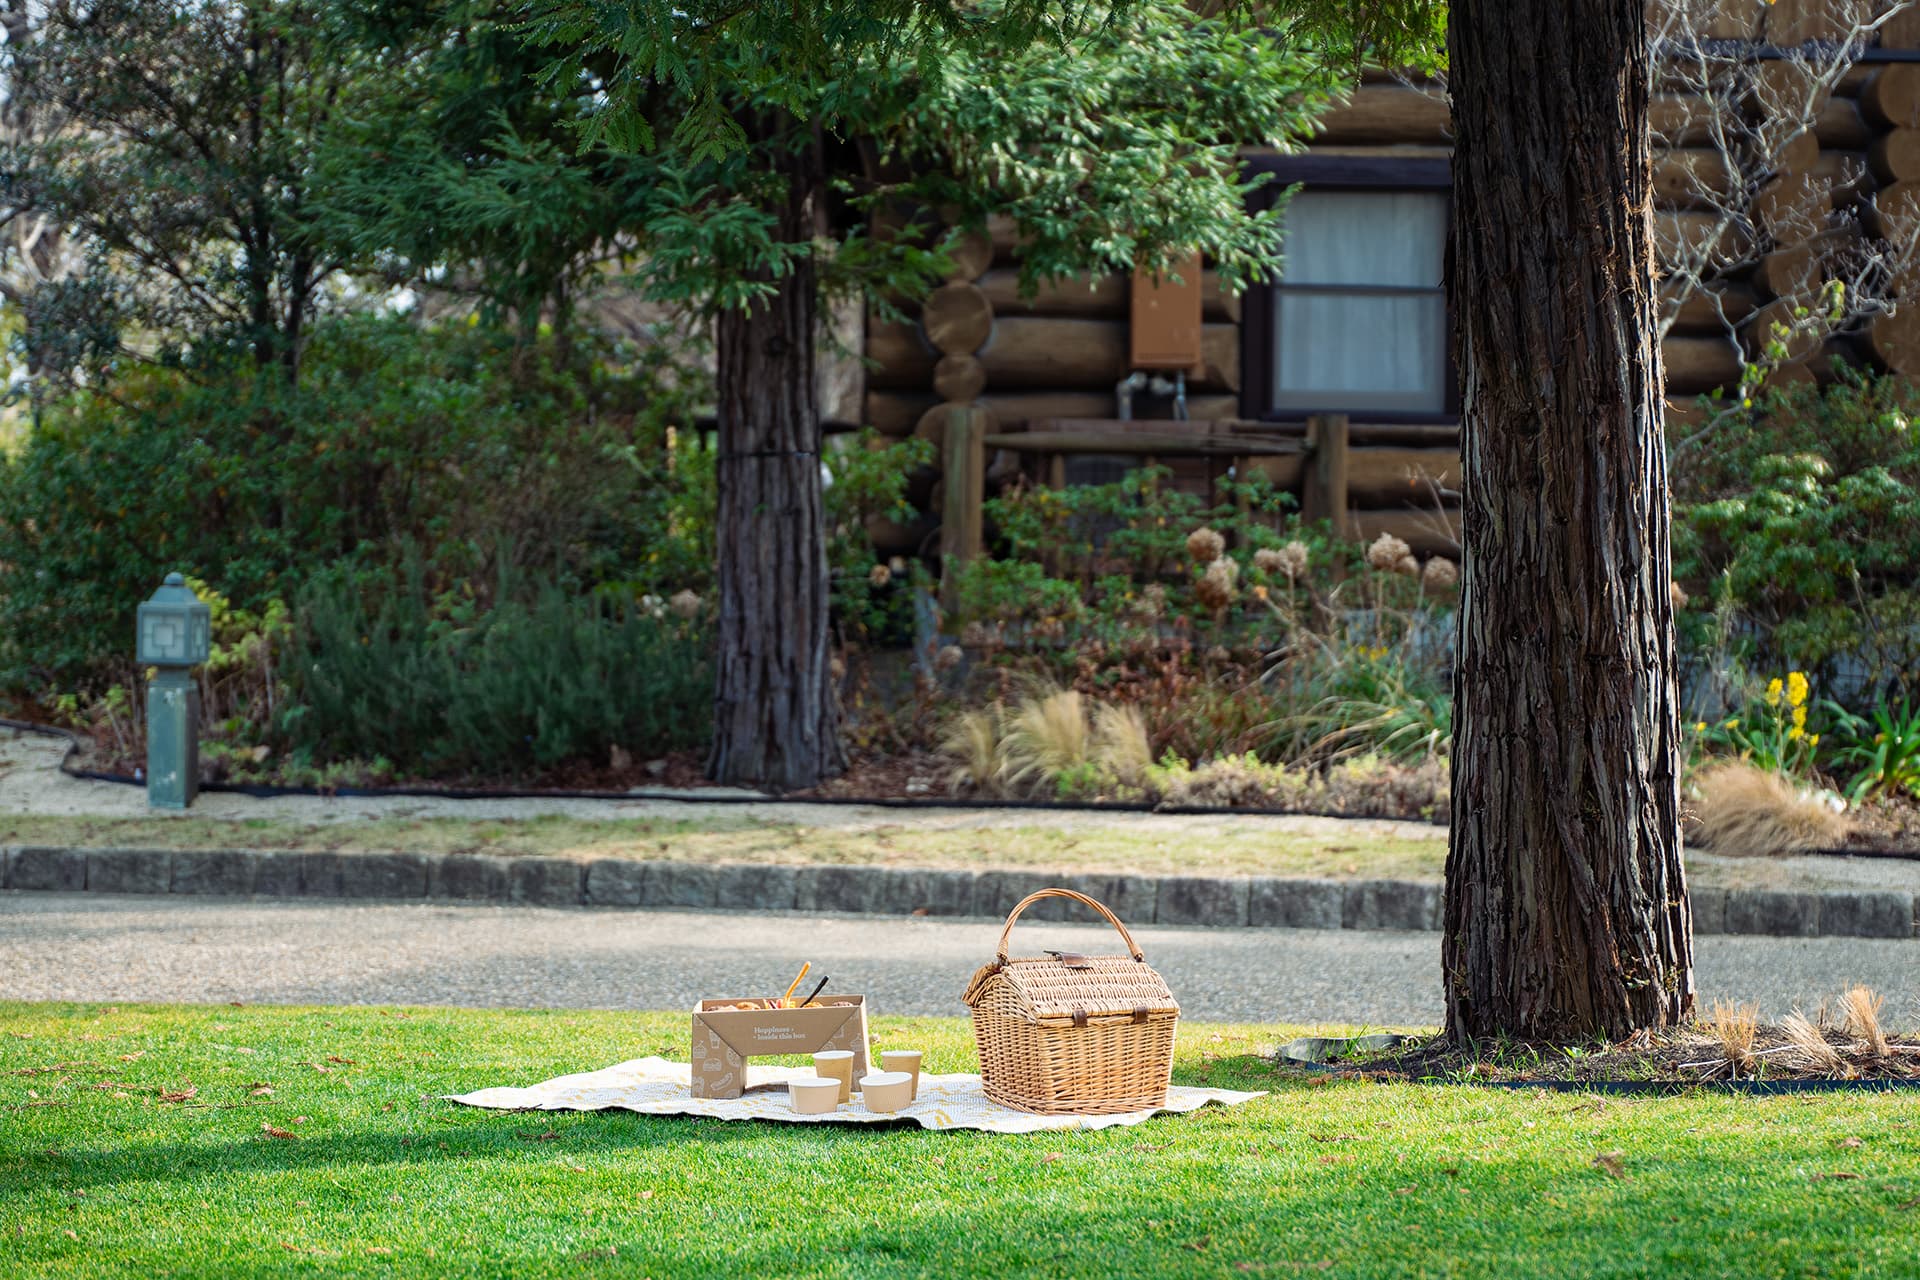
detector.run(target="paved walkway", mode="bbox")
[5,894,1916,1026]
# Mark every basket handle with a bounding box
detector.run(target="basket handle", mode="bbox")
[995,888,1146,966]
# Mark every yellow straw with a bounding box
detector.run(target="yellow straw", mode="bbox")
[780,962,811,1008]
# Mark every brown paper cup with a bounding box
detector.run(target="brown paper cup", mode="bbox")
[788,1077,842,1115]
[813,1050,855,1104]
[880,1049,923,1101]
[859,1071,914,1114]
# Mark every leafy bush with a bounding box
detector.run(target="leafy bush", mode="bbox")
[282,560,711,777]
[0,313,697,691]
[1674,369,1920,703]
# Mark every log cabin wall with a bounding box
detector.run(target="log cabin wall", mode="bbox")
[858,0,1920,568]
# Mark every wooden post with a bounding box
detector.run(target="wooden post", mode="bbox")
[1300,413,1351,541]
[940,405,986,611]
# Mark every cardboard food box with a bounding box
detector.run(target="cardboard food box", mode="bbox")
[689,994,871,1100]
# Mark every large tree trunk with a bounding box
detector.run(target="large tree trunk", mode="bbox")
[1443,0,1694,1042]
[707,121,846,790]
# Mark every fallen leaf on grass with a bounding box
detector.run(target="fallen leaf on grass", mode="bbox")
[1815,1172,1864,1181]
[565,1165,587,1174]
[158,1087,198,1104]
[1185,1235,1211,1252]
[1838,1137,1863,1149]
[366,1247,392,1256]
[326,1056,356,1066]
[1310,1134,1360,1144]
[249,1086,274,1097]
[1895,1197,1920,1211]
[517,1131,561,1142]
[929,1156,946,1168]
[63,1230,77,1240]
[1592,1151,1627,1178]
[636,1191,654,1201]
[573,1246,618,1262]
[262,1123,298,1140]
[91,1082,141,1093]
[118,1051,144,1063]
[1040,1152,1062,1165]
[1315,1155,1351,1166]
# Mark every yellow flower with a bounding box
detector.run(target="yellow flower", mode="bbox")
[1787,671,1809,708]
[1694,721,1707,733]
[1788,724,1805,742]
[1253,585,1269,601]
[1766,678,1783,707]
[1722,717,1739,729]
[1791,705,1807,731]
[1808,734,1820,747]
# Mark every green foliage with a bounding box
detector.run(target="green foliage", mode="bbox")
[824,432,936,641]
[1834,697,1920,804]
[284,559,711,776]
[3,0,375,382]
[0,314,694,691]
[1673,370,1920,701]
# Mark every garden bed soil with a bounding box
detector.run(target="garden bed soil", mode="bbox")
[1285,1025,1920,1089]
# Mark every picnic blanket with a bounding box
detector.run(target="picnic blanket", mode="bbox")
[447,1056,1263,1134]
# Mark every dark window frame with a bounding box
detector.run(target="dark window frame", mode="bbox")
[1240,154,1460,425]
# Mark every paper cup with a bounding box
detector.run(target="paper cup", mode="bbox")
[880,1049,923,1100]
[788,1077,842,1115]
[813,1049,855,1104]
[859,1071,914,1114]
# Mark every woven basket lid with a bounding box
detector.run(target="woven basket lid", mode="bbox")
[962,888,1180,1026]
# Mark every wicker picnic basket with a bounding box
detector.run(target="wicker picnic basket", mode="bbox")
[962,888,1180,1115]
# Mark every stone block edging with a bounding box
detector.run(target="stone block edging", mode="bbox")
[1,845,1912,939]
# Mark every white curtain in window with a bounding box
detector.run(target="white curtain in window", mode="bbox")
[1272,191,1448,412]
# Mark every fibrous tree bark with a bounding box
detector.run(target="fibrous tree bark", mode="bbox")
[1443,0,1694,1042]
[707,120,847,791]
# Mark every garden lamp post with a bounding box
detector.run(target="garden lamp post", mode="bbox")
[137,573,210,810]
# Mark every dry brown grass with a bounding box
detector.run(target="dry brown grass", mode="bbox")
[1841,985,1890,1059]
[1779,1011,1852,1077]
[1690,761,1852,855]
[1091,703,1152,788]
[939,709,1001,796]
[1704,999,1759,1071]
[997,688,1090,796]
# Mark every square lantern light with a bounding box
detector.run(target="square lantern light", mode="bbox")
[137,573,211,668]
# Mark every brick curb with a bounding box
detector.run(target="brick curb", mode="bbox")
[2,845,1914,938]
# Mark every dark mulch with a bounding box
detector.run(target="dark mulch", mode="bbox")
[1285,1023,1920,1089]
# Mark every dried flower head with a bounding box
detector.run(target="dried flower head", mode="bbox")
[1394,554,1421,578]
[934,644,964,672]
[1253,547,1285,575]
[668,589,703,620]
[1186,526,1226,563]
[868,563,892,588]
[1278,541,1310,579]
[1195,556,1239,610]
[1670,579,1690,609]
[1422,557,1459,589]
[1365,533,1413,572]
[1132,583,1168,619]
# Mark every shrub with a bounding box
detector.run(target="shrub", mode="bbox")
[0,313,697,692]
[282,560,711,776]
[1673,369,1920,702]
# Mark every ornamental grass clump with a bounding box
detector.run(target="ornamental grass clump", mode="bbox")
[941,709,1001,795]
[1689,760,1851,854]
[1705,999,1759,1073]
[998,688,1091,796]
[1841,985,1890,1059]
[1091,703,1153,789]
[1780,1011,1852,1077]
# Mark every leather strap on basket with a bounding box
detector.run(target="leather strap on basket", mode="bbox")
[995,888,1147,965]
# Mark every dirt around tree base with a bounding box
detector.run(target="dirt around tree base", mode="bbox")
[1284,1021,1920,1089]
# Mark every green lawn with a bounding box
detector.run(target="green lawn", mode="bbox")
[3,1004,1917,1278]
[0,813,1447,879]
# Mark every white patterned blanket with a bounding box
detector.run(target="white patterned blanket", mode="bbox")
[447,1056,1263,1134]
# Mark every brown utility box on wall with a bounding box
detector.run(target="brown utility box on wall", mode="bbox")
[1129,253,1205,370]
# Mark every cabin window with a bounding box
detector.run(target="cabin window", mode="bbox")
[1266,190,1450,415]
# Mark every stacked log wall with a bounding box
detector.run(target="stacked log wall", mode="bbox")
[860,1,1920,567]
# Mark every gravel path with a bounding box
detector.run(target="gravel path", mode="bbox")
[6,893,1917,1027]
